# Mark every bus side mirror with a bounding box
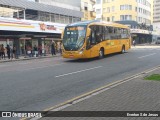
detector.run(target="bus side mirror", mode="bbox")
[87,28,91,37]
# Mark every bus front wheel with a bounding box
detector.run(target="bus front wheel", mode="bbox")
[99,48,104,59]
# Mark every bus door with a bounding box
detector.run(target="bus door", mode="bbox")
[90,31,99,58]
[105,40,112,54]
[87,27,99,58]
[114,28,122,52]
[90,43,99,58]
[104,26,114,54]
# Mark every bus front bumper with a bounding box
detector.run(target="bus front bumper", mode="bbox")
[62,51,87,59]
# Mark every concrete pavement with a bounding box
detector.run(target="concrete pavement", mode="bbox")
[40,66,160,120]
[131,45,160,48]
[0,45,160,118]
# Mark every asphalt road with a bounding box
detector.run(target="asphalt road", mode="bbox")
[0,47,160,111]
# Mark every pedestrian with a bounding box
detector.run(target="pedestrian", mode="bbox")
[27,45,32,57]
[133,39,136,46]
[38,44,42,56]
[33,45,38,57]
[44,43,47,56]
[0,44,2,60]
[51,42,56,56]
[59,42,62,54]
[1,44,5,59]
[12,46,16,59]
[6,44,11,59]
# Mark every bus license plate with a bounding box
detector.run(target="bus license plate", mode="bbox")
[70,55,74,58]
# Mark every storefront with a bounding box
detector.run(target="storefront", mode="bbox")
[115,21,153,44]
[0,17,66,56]
[130,29,152,44]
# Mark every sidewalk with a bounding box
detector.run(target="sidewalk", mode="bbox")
[0,45,159,63]
[136,43,160,46]
[41,67,160,120]
[0,54,61,63]
[131,45,160,48]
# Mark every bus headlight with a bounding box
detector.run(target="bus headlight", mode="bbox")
[79,48,85,54]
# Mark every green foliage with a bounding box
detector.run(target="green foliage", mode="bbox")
[144,74,160,81]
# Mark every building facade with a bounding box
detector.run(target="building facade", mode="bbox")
[153,0,160,23]
[95,0,152,24]
[153,0,160,37]
[95,0,154,44]
[81,0,96,20]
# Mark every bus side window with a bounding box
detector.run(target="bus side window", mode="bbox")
[116,28,121,39]
[108,27,114,40]
[112,27,120,39]
[89,26,96,45]
[90,25,105,44]
[121,28,129,39]
[95,26,103,43]
[102,26,106,41]
[91,30,96,44]
[121,29,125,39]
[127,29,130,38]
[104,26,110,40]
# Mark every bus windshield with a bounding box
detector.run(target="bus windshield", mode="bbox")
[63,26,86,51]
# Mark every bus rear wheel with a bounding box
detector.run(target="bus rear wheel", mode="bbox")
[99,48,104,59]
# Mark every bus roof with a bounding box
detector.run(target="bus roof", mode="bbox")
[67,20,99,26]
[67,20,129,29]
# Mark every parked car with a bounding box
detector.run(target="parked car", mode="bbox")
[155,40,160,44]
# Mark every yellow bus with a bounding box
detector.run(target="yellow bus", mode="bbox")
[62,20,131,59]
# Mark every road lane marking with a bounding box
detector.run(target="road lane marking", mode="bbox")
[43,66,160,113]
[55,66,103,78]
[19,63,65,71]
[138,53,156,59]
[22,66,160,120]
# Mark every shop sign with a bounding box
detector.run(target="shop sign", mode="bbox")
[0,17,66,34]
[39,23,57,31]
[130,29,150,34]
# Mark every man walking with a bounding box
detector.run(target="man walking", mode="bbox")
[51,42,56,56]
[6,44,11,59]
[12,46,16,59]
[1,44,5,59]
[133,39,136,46]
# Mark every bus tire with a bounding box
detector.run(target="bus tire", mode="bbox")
[121,45,125,54]
[99,48,104,59]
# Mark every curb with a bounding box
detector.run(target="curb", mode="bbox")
[0,55,62,63]
[131,46,160,48]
